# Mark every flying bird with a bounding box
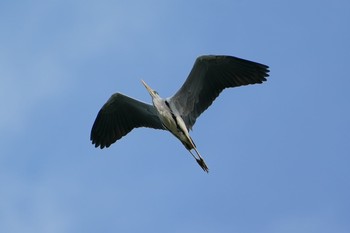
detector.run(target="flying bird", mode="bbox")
[90,55,269,172]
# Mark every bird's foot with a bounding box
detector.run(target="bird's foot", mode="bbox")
[196,158,209,173]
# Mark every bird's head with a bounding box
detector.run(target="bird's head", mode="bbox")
[141,80,160,100]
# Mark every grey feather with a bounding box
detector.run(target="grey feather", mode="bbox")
[91,93,164,149]
[169,55,269,130]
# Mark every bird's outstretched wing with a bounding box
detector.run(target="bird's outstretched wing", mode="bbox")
[170,55,270,130]
[91,93,164,149]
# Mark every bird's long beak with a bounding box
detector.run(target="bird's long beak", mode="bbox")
[141,80,156,97]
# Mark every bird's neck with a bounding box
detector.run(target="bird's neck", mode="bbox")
[152,96,163,109]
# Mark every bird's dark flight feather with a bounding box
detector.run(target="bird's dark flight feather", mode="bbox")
[170,55,269,130]
[90,93,164,149]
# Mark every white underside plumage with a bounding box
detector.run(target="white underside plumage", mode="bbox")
[152,97,209,172]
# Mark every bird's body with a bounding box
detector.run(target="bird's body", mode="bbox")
[91,55,270,172]
[148,92,208,171]
[151,96,193,150]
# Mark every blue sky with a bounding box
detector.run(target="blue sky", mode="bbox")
[1,0,349,232]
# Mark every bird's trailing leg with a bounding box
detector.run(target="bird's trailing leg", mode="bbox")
[183,134,209,172]
[188,148,209,173]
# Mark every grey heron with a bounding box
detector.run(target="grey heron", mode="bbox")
[90,55,269,172]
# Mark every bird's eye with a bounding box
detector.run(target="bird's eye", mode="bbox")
[153,91,158,95]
